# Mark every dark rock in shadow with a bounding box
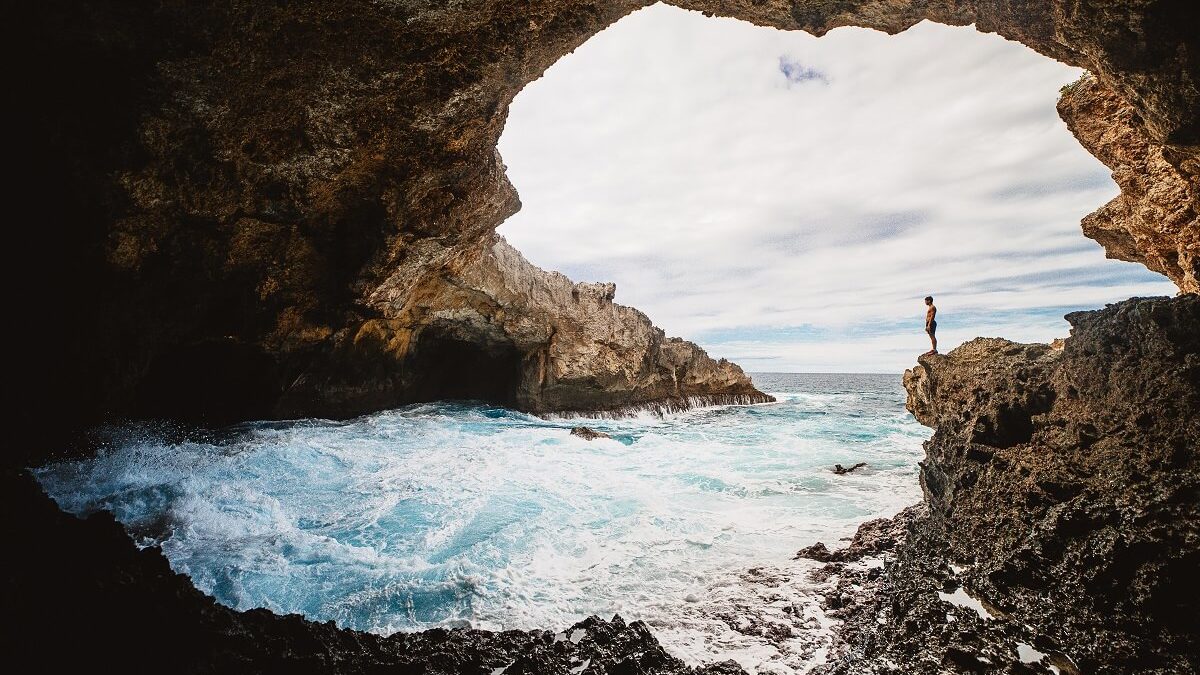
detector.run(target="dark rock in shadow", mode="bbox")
[821,296,1200,674]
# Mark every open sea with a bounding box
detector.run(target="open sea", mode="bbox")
[35,373,927,674]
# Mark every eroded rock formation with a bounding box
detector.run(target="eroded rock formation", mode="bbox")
[817,296,1199,674]
[1059,75,1199,293]
[16,0,1198,449]
[277,234,771,417]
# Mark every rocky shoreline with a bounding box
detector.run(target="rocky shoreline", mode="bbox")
[810,295,1200,674]
[276,234,773,420]
[9,0,1199,673]
[9,296,1194,674]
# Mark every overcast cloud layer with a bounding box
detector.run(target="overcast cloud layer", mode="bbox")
[497,4,1175,373]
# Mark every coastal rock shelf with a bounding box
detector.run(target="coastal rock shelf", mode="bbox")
[817,296,1199,674]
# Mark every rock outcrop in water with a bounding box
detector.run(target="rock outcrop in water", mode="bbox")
[278,234,772,417]
[571,426,612,440]
[815,295,1200,674]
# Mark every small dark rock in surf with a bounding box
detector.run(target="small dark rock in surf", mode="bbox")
[570,426,610,440]
[833,462,867,475]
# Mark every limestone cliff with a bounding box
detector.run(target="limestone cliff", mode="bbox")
[816,296,1199,673]
[1059,75,1199,293]
[276,234,772,417]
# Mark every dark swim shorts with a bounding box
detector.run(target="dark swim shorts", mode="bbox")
[927,320,937,334]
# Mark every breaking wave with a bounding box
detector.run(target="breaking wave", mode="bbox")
[35,373,926,673]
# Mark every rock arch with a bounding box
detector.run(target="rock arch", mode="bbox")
[16,1,1197,441]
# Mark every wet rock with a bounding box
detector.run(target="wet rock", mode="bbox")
[797,505,924,563]
[570,426,610,440]
[822,296,1200,674]
[832,462,867,475]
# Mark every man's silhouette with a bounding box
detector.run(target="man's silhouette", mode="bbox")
[924,296,938,355]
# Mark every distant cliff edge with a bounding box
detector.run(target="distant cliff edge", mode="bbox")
[275,234,774,418]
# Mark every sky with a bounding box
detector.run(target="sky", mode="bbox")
[496,3,1176,373]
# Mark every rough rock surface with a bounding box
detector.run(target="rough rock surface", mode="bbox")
[796,504,921,564]
[278,234,772,417]
[1059,75,1199,293]
[819,296,1200,674]
[16,0,1199,452]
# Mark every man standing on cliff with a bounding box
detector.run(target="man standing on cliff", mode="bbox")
[924,296,938,356]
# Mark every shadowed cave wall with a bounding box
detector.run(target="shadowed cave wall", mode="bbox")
[407,327,524,406]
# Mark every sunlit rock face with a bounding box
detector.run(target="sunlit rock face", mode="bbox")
[19,0,1198,440]
[889,295,1200,673]
[1059,76,1199,294]
[275,234,772,417]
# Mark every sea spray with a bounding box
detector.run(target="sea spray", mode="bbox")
[35,373,926,673]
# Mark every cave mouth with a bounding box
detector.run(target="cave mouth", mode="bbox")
[497,5,1178,374]
[406,328,523,407]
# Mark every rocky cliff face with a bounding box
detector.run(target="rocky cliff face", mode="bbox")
[16,0,1198,452]
[1059,75,1199,293]
[812,296,1199,674]
[422,235,771,414]
[276,234,771,417]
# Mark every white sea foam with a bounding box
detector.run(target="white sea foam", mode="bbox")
[35,373,927,673]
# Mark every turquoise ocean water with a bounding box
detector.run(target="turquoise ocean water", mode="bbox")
[36,373,927,672]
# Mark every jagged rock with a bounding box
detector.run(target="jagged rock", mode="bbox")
[823,296,1200,674]
[832,462,867,475]
[570,426,610,440]
[1058,75,1199,293]
[797,505,923,564]
[278,234,773,417]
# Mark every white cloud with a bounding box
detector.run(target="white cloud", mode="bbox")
[497,3,1175,373]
